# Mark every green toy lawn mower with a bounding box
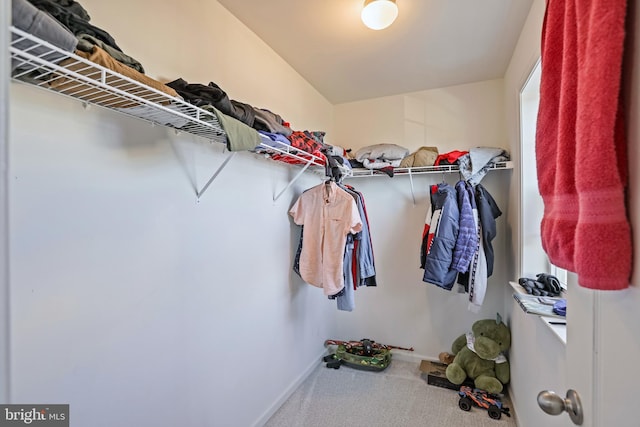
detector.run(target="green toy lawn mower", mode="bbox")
[323,339,413,372]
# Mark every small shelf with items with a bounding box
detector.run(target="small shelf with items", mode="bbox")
[509,281,566,344]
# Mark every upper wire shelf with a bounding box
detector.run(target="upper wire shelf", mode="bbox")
[9,26,227,144]
[9,25,326,200]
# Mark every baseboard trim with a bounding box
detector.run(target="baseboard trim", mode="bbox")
[251,349,326,427]
[506,384,520,425]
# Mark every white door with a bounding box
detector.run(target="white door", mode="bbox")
[588,288,640,426]
[548,278,640,427]
[576,16,640,421]
[559,278,595,427]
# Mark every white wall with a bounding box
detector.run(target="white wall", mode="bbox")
[8,1,336,426]
[84,0,333,134]
[418,80,507,152]
[334,79,506,153]
[333,172,512,360]
[333,95,405,150]
[504,0,546,283]
[502,1,569,426]
[519,64,549,278]
[506,299,567,427]
[331,80,511,360]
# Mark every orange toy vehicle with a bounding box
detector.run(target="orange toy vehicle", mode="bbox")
[458,386,511,420]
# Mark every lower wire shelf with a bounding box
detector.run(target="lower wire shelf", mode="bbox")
[348,161,514,178]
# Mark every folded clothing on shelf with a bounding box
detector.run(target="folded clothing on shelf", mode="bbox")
[11,0,78,73]
[354,143,410,170]
[49,46,179,108]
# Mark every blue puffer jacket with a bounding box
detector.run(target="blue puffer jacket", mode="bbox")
[422,183,460,290]
[452,180,478,273]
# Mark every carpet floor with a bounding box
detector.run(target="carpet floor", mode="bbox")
[264,358,517,427]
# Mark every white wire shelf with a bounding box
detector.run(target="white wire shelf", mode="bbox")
[347,160,513,205]
[9,26,227,144]
[9,25,513,201]
[10,25,334,200]
[255,142,326,170]
[347,161,514,178]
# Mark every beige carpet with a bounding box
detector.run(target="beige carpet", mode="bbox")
[265,358,517,427]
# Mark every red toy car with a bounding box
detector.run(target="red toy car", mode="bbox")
[458,386,511,420]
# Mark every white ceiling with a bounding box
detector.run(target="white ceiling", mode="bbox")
[217,0,534,104]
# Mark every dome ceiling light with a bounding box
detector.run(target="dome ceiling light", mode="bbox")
[361,0,399,31]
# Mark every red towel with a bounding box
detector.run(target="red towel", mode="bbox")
[535,0,631,290]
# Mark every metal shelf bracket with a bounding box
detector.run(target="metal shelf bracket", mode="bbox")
[408,168,416,206]
[196,151,237,200]
[273,159,314,203]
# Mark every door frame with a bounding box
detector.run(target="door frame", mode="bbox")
[1,0,11,404]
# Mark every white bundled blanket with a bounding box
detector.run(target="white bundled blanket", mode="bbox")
[355,144,410,170]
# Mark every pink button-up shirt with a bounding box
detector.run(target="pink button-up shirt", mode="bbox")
[290,182,362,296]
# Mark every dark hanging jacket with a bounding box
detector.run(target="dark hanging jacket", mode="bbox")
[475,184,502,277]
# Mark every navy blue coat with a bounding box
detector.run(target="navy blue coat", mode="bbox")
[422,183,460,290]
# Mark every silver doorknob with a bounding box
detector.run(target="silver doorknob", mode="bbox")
[537,389,584,425]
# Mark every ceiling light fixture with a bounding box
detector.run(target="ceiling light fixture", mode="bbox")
[361,0,398,31]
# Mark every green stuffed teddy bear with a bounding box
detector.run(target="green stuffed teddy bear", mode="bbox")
[445,317,511,394]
